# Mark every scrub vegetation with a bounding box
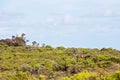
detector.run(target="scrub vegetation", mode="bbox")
[0,34,120,80]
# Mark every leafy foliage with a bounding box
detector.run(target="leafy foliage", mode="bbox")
[0,35,120,80]
[0,33,27,46]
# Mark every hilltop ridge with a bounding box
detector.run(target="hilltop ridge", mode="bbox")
[0,34,120,80]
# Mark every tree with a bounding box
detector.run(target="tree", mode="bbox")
[42,43,45,47]
[12,35,15,40]
[21,33,25,38]
[0,33,28,46]
[32,41,37,46]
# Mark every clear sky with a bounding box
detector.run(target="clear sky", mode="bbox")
[0,0,120,49]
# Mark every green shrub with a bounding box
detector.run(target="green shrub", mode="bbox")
[62,71,97,80]
[39,75,46,80]
[101,71,120,80]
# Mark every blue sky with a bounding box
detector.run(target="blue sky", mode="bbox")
[0,0,120,49]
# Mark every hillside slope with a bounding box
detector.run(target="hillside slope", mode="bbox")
[0,45,120,80]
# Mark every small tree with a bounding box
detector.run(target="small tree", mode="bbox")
[32,41,37,46]
[0,33,28,46]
